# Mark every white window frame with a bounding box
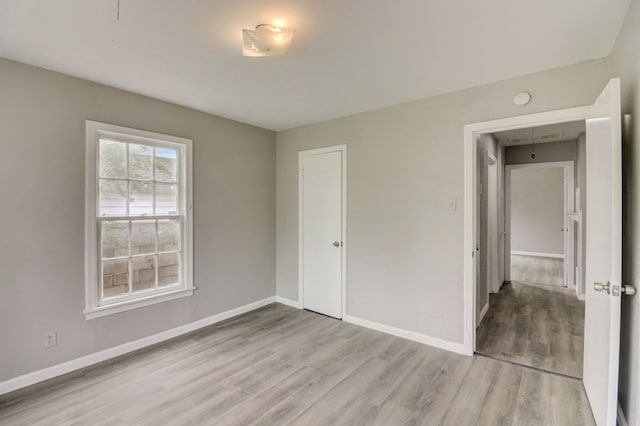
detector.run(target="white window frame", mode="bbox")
[84,120,193,320]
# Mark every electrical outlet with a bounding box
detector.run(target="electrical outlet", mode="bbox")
[44,331,57,348]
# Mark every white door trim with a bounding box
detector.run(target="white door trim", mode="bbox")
[463,106,589,356]
[486,153,498,297]
[298,144,347,319]
[505,161,575,288]
[496,146,506,293]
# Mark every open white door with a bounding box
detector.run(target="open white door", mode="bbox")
[583,78,622,426]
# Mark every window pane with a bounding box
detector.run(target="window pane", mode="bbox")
[156,183,178,215]
[132,255,156,292]
[158,219,180,252]
[129,181,153,215]
[158,252,180,287]
[102,258,129,298]
[99,140,127,179]
[101,221,129,258]
[131,220,156,255]
[129,144,153,180]
[155,147,177,182]
[99,180,127,216]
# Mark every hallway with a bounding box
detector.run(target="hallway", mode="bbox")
[510,254,564,287]
[476,281,584,378]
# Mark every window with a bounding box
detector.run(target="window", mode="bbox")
[85,121,193,319]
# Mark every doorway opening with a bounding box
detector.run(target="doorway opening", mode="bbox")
[464,79,624,425]
[506,161,575,290]
[474,121,586,378]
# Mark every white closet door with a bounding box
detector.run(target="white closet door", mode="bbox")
[301,148,344,319]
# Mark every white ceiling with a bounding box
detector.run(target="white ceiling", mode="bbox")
[0,0,630,131]
[493,121,586,146]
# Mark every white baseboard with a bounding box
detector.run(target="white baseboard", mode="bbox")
[0,296,277,396]
[275,298,466,355]
[479,302,490,324]
[618,401,628,426]
[344,315,467,355]
[276,296,302,309]
[511,251,564,259]
[577,293,586,301]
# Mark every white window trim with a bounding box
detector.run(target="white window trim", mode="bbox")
[84,120,194,320]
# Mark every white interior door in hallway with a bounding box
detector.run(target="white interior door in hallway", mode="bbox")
[583,78,623,426]
[299,145,346,319]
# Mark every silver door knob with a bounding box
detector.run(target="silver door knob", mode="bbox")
[333,241,341,247]
[594,282,611,294]
[622,285,636,296]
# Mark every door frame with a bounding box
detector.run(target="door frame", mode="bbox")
[486,153,498,297]
[298,144,348,319]
[504,161,575,288]
[497,146,506,293]
[463,106,589,355]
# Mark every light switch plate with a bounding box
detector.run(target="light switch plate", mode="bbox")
[45,331,57,348]
[447,197,457,211]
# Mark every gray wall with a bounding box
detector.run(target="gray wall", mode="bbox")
[276,58,611,344]
[0,58,276,382]
[510,167,565,254]
[610,0,640,422]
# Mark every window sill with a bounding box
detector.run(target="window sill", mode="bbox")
[84,287,194,320]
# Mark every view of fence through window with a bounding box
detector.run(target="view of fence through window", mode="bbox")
[98,139,182,300]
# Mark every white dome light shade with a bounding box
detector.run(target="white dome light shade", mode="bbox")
[242,24,295,57]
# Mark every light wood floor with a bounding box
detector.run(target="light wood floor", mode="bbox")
[0,304,594,425]
[511,255,564,287]
[476,282,585,378]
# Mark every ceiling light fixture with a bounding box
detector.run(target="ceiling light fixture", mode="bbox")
[242,24,295,57]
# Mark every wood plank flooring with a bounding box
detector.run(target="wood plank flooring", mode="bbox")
[511,255,564,287]
[0,303,594,425]
[476,281,585,378]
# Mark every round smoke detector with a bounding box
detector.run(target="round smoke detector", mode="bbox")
[514,92,532,106]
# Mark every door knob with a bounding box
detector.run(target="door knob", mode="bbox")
[333,241,341,247]
[594,282,636,296]
[594,282,611,294]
